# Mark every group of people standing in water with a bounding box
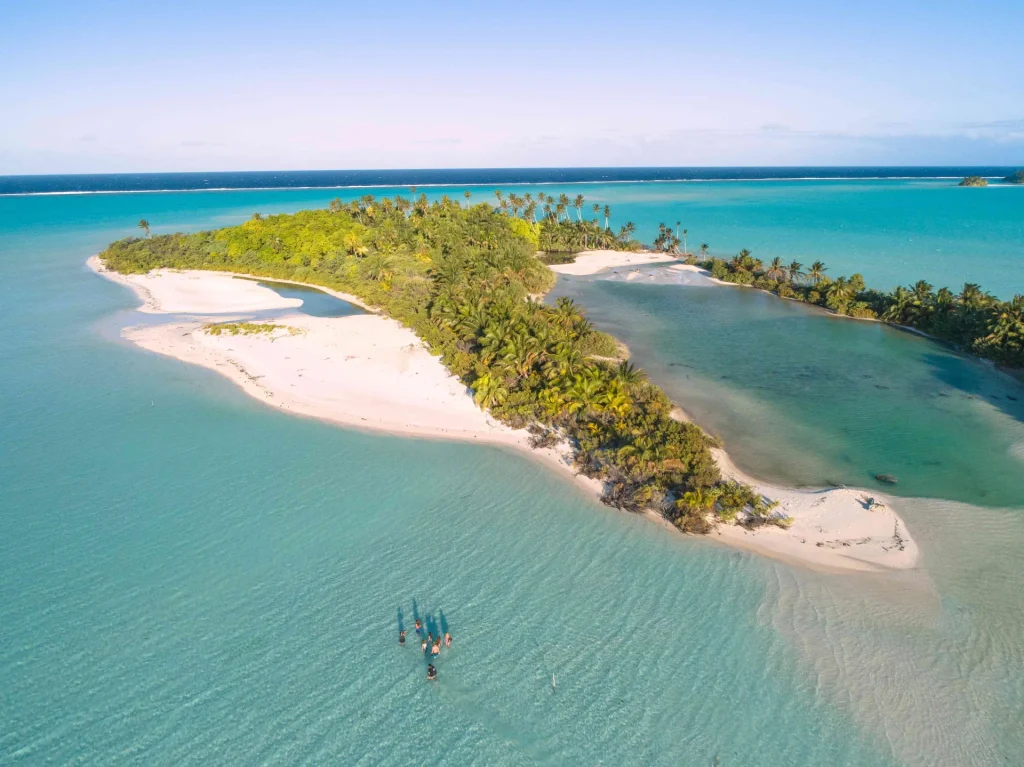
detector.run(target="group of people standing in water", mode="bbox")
[398,618,452,681]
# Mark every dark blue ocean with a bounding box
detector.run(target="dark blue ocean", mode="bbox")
[1,166,1019,195]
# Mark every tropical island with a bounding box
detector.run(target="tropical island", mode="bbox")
[93,192,917,572]
[1004,170,1024,184]
[958,175,988,187]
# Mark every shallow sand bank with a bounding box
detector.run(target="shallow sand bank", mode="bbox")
[88,258,601,497]
[709,450,918,573]
[548,249,680,275]
[90,258,918,573]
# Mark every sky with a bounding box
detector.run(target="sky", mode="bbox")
[2,0,1023,174]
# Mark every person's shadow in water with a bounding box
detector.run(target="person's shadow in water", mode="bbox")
[401,601,453,669]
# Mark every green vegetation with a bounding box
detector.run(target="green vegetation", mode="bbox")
[1004,170,1024,184]
[101,194,780,533]
[203,322,297,337]
[958,176,989,187]
[488,190,639,253]
[138,219,150,237]
[701,251,1024,368]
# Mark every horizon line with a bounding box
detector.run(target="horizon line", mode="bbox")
[3,163,1023,180]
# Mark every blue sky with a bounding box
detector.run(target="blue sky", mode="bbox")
[2,0,1023,173]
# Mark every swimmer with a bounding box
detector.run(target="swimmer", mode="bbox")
[431,641,440,657]
[421,638,428,653]
[426,664,437,681]
[399,630,406,646]
[414,619,422,634]
[444,632,451,648]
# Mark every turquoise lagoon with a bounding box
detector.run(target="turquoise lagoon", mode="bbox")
[1,182,1022,765]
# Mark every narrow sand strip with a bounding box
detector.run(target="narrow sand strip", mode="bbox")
[548,249,680,275]
[89,257,918,573]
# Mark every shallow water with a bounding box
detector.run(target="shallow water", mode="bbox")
[2,187,1023,765]
[554,273,1024,508]
[250,279,362,318]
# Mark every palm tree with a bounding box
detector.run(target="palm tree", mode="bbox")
[613,361,647,386]
[364,251,394,282]
[682,228,688,256]
[973,295,1024,364]
[558,194,571,221]
[764,257,788,281]
[138,219,150,238]
[472,373,508,409]
[592,203,601,222]
[600,382,632,417]
[463,190,472,203]
[573,194,584,221]
[565,373,605,415]
[808,261,827,284]
[553,296,583,329]
[699,243,709,259]
[912,280,934,301]
[603,205,611,230]
[883,286,913,323]
[544,344,587,380]
[732,249,757,271]
[825,276,856,310]
[788,261,805,283]
[680,487,720,513]
[959,283,992,310]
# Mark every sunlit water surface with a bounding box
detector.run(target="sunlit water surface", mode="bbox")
[1,186,1022,765]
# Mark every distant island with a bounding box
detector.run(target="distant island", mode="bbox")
[1004,170,1024,184]
[958,176,989,187]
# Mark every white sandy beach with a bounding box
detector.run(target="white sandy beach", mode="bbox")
[89,256,918,573]
[708,449,918,572]
[87,257,602,498]
[548,249,680,275]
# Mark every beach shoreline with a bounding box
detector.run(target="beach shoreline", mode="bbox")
[547,249,681,275]
[88,255,920,574]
